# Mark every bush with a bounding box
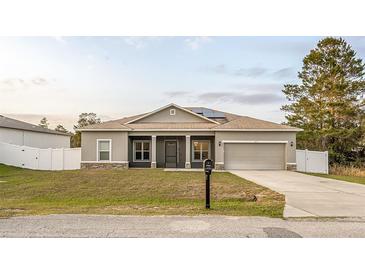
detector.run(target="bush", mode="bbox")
[330,164,365,177]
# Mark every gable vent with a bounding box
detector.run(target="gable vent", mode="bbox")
[170,109,176,116]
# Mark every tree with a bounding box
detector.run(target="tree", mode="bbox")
[54,124,68,133]
[71,113,101,147]
[282,37,365,165]
[39,117,49,129]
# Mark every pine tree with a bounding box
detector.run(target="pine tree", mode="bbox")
[282,37,365,164]
[39,117,49,129]
[54,124,68,133]
[71,113,101,147]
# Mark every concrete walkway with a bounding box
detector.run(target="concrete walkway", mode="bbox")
[1,214,365,237]
[229,170,365,218]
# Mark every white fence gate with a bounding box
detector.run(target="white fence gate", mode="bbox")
[0,142,81,170]
[296,149,328,174]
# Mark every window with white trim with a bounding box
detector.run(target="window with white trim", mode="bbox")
[192,140,210,162]
[133,140,151,161]
[170,108,176,115]
[97,140,111,161]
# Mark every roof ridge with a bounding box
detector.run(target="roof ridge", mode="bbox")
[124,103,220,125]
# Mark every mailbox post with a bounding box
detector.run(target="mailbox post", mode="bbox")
[203,159,213,209]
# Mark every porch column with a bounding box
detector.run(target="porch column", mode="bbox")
[151,135,157,168]
[185,135,191,168]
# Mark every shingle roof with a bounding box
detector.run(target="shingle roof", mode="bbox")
[80,120,131,130]
[213,116,299,130]
[79,105,301,131]
[0,115,72,136]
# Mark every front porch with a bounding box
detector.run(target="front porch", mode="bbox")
[128,135,215,169]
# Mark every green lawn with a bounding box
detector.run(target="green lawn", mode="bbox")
[0,164,284,218]
[306,173,365,185]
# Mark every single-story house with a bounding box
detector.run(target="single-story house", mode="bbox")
[79,103,302,170]
[0,115,72,148]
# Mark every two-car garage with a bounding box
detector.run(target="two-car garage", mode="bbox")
[223,142,287,170]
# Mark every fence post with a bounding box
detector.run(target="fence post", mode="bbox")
[325,151,329,174]
[21,146,25,168]
[304,149,308,173]
[62,148,65,170]
[37,148,40,169]
[50,148,53,170]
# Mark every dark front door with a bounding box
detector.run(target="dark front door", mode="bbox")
[165,141,177,168]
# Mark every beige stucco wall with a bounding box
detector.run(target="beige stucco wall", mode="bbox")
[135,106,207,123]
[215,131,296,164]
[80,130,297,166]
[81,131,128,162]
[0,127,70,148]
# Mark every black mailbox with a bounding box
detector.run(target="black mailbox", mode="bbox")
[204,159,213,175]
[203,159,213,209]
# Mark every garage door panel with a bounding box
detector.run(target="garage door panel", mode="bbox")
[224,143,285,170]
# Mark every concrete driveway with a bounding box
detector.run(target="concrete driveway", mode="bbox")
[229,170,365,218]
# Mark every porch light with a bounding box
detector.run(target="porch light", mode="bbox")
[218,141,222,147]
[290,141,294,147]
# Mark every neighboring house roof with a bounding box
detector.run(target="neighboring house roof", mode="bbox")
[79,103,302,132]
[0,115,72,136]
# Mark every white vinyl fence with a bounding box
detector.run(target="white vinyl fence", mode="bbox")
[296,149,329,174]
[0,142,81,170]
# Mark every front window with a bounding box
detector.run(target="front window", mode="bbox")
[97,139,111,161]
[133,140,150,161]
[192,140,210,162]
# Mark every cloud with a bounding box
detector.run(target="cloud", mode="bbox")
[164,88,284,105]
[165,91,191,97]
[197,91,284,105]
[51,36,68,44]
[184,37,213,50]
[233,67,267,77]
[123,37,161,49]
[0,77,51,93]
[271,67,297,79]
[205,64,268,77]
[31,77,48,86]
[231,83,283,92]
[123,37,148,49]
[206,64,227,74]
[205,64,297,79]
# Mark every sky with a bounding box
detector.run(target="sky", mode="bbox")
[1,36,365,131]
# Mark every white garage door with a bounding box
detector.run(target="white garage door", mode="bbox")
[224,143,286,170]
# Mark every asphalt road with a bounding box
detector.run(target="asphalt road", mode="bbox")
[1,214,365,237]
